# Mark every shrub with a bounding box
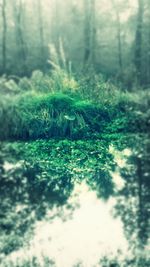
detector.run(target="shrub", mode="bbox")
[0,76,20,95]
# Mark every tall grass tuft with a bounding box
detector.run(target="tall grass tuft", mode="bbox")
[0,92,109,140]
[48,41,78,93]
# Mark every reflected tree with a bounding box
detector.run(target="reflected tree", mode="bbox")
[114,136,150,262]
[1,0,7,72]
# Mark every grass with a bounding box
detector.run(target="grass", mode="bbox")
[0,91,110,140]
[0,70,149,141]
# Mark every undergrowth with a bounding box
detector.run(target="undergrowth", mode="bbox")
[0,92,110,140]
[0,67,149,140]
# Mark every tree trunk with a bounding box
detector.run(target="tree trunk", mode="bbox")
[2,0,7,72]
[37,0,44,57]
[51,0,61,51]
[83,0,91,66]
[90,0,96,66]
[117,12,123,75]
[147,10,150,84]
[111,0,123,78]
[17,1,26,61]
[83,0,96,69]
[136,157,144,248]
[134,0,144,85]
[13,0,27,71]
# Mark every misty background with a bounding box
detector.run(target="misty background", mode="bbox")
[0,0,150,88]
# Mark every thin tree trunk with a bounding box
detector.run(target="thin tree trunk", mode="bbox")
[136,157,144,249]
[90,0,96,66]
[16,0,26,62]
[83,0,91,66]
[83,0,96,69]
[117,12,123,75]
[134,0,144,85]
[147,15,150,84]
[52,0,60,51]
[2,0,7,72]
[111,0,123,77]
[37,0,44,56]
[12,0,27,74]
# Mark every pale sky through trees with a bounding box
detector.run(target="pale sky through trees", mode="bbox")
[0,0,149,85]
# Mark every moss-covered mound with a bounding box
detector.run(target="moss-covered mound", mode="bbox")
[0,93,111,140]
[0,88,149,140]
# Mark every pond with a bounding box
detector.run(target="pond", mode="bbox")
[0,134,150,267]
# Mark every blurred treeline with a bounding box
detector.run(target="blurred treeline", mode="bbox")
[0,0,150,88]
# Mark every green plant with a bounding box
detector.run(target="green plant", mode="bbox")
[0,91,111,140]
[1,256,56,267]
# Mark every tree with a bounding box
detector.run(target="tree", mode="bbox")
[37,0,44,59]
[51,0,61,52]
[111,0,124,77]
[1,0,7,72]
[115,136,150,254]
[13,0,27,74]
[145,0,150,84]
[134,0,144,85]
[83,0,96,69]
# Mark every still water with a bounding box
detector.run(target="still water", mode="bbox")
[27,182,127,267]
[0,137,150,266]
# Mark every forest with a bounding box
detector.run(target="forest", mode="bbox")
[0,0,150,267]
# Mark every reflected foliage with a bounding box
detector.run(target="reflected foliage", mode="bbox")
[0,134,150,267]
[1,256,56,267]
[113,135,150,256]
[99,250,150,267]
[0,139,115,257]
[0,134,150,266]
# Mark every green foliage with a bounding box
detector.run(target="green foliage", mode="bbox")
[0,138,115,257]
[0,76,20,95]
[78,74,119,104]
[99,253,150,267]
[0,70,149,141]
[106,116,129,133]
[48,42,78,93]
[1,139,115,196]
[1,256,56,267]
[0,91,111,140]
[30,70,56,93]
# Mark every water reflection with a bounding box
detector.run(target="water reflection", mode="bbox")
[113,136,150,258]
[7,182,128,267]
[0,135,150,266]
